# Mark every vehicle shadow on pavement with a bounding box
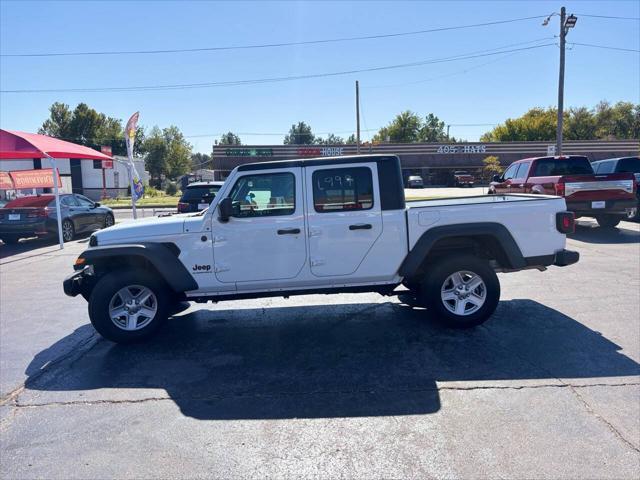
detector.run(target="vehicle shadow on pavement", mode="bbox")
[0,235,90,262]
[569,223,640,244]
[24,300,640,420]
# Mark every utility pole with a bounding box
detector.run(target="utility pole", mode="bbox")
[355,80,361,154]
[446,124,451,139]
[556,6,566,156]
[553,7,577,156]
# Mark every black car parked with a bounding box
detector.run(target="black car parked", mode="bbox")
[592,156,640,220]
[0,194,115,244]
[177,181,224,213]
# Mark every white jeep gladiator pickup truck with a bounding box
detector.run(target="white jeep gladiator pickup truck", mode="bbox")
[64,155,579,343]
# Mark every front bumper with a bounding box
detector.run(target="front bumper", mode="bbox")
[63,266,93,297]
[566,199,638,216]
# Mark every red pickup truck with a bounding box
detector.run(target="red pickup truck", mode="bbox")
[489,156,637,228]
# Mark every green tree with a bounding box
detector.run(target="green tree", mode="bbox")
[163,126,193,180]
[284,122,315,144]
[565,106,597,140]
[315,133,345,145]
[346,133,357,144]
[482,156,503,182]
[191,153,211,170]
[142,127,167,188]
[594,101,639,139]
[373,111,422,143]
[419,113,447,142]
[218,131,242,145]
[480,107,557,142]
[39,102,145,156]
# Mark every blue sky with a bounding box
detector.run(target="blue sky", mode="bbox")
[1,0,638,153]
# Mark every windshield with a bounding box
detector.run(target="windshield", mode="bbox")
[181,185,221,201]
[532,158,593,176]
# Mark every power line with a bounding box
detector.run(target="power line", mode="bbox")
[364,37,552,89]
[567,42,640,53]
[574,13,640,20]
[0,14,549,58]
[0,43,556,94]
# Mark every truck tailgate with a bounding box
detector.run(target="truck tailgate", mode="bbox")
[562,173,635,200]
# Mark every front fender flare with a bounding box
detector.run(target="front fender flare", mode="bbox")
[76,243,198,293]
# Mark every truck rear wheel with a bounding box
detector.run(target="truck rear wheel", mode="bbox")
[419,254,500,328]
[88,270,170,343]
[595,215,621,229]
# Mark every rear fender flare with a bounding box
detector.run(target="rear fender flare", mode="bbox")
[399,222,526,278]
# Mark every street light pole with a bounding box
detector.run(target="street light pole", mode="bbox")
[557,6,566,156]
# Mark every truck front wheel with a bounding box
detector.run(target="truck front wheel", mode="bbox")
[420,254,500,328]
[88,270,170,343]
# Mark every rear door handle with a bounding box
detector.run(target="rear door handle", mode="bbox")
[277,228,301,235]
[349,223,372,230]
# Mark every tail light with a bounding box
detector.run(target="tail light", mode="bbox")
[177,202,189,212]
[556,211,575,234]
[554,182,565,197]
[27,208,49,218]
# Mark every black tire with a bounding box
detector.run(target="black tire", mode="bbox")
[88,270,170,343]
[1,235,20,245]
[61,219,75,242]
[419,254,500,329]
[103,213,115,229]
[595,215,621,229]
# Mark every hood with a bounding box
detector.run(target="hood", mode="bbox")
[94,213,190,244]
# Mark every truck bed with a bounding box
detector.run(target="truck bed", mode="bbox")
[405,194,568,259]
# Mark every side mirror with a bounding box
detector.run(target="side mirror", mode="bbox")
[492,175,501,182]
[93,202,101,208]
[218,197,233,222]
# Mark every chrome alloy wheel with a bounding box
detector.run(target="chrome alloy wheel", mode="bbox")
[108,285,158,331]
[440,270,487,316]
[105,214,114,227]
[62,220,74,241]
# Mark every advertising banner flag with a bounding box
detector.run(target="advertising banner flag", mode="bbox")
[0,171,13,190]
[9,168,61,189]
[125,112,144,201]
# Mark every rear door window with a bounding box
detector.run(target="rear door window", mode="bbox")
[312,167,373,212]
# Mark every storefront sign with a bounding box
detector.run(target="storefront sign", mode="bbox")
[225,148,273,157]
[436,144,487,154]
[9,168,61,189]
[298,147,344,157]
[0,171,13,190]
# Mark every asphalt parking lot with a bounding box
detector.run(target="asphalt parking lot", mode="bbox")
[0,211,639,478]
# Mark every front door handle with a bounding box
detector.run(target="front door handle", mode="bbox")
[349,223,372,230]
[277,228,301,235]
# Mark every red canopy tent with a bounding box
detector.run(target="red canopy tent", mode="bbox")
[0,129,113,249]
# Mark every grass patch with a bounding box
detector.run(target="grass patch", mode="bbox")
[102,195,180,207]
